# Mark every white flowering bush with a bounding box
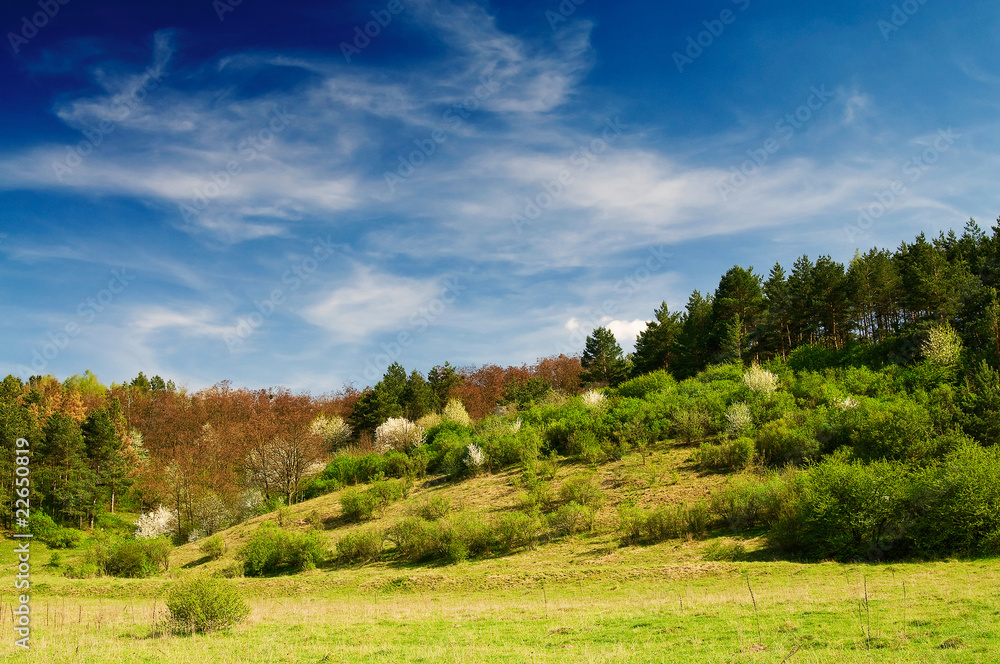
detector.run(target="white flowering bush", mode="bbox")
[443,399,473,427]
[134,505,178,540]
[743,363,779,394]
[582,389,606,408]
[922,323,963,367]
[725,402,753,437]
[310,415,353,451]
[239,489,267,519]
[464,443,486,471]
[837,396,859,411]
[375,417,425,452]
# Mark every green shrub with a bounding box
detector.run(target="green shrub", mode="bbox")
[672,407,712,444]
[771,454,909,561]
[547,502,595,537]
[692,437,755,470]
[645,505,686,541]
[87,537,171,578]
[754,416,821,466]
[166,577,250,633]
[386,517,438,562]
[335,529,384,564]
[339,488,377,522]
[199,536,226,561]
[566,428,603,463]
[495,512,539,552]
[558,473,606,509]
[414,496,451,521]
[450,513,495,557]
[614,370,676,399]
[702,539,747,562]
[849,396,937,462]
[908,443,1000,557]
[238,523,327,576]
[28,513,83,549]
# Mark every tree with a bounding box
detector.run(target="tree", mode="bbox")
[580,327,628,387]
[428,362,462,410]
[759,262,792,360]
[81,408,126,519]
[671,291,714,378]
[401,370,436,420]
[709,266,764,360]
[631,302,683,375]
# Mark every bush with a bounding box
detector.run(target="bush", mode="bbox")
[692,437,755,470]
[617,504,689,545]
[725,402,753,436]
[166,577,250,634]
[558,473,606,509]
[310,414,352,451]
[340,479,409,522]
[133,505,178,540]
[442,399,474,427]
[754,417,821,466]
[375,417,425,452]
[385,517,438,562]
[495,512,539,552]
[672,408,711,444]
[414,496,451,521]
[547,502,595,537]
[848,396,937,462]
[238,523,327,576]
[614,370,675,399]
[771,454,909,561]
[199,536,226,561]
[335,529,384,564]
[86,536,171,578]
[743,363,780,394]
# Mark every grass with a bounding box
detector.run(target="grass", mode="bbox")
[3,444,999,661]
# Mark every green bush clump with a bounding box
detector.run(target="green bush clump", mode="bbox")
[339,479,410,522]
[754,416,822,466]
[547,502,595,537]
[199,536,226,561]
[495,512,539,552]
[300,450,427,499]
[770,454,909,561]
[413,495,451,521]
[847,396,937,462]
[617,501,710,546]
[613,370,676,399]
[710,472,799,532]
[692,437,755,470]
[238,523,327,576]
[479,422,543,470]
[85,536,171,578]
[558,473,606,509]
[28,513,83,549]
[166,577,250,633]
[335,529,384,564]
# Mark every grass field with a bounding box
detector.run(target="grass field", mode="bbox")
[3,446,999,662]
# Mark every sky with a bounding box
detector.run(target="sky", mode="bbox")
[1,0,998,393]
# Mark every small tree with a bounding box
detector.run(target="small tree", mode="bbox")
[166,578,250,633]
[580,327,629,387]
[921,322,963,367]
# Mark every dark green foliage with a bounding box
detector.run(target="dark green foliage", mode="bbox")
[631,303,683,376]
[580,326,629,387]
[166,577,250,633]
[28,512,82,548]
[301,450,425,499]
[502,377,552,409]
[771,454,910,561]
[238,523,327,575]
[847,396,938,462]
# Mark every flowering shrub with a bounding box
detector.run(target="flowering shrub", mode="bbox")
[922,323,963,367]
[837,396,859,411]
[134,505,178,540]
[582,389,606,408]
[310,415,352,450]
[443,399,473,427]
[743,363,779,394]
[725,402,753,436]
[375,417,425,452]
[464,443,486,471]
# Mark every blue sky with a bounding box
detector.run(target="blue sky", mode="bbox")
[1,0,998,392]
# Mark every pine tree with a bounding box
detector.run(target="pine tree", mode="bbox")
[631,301,683,375]
[580,327,629,387]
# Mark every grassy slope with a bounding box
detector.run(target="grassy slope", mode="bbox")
[3,441,999,662]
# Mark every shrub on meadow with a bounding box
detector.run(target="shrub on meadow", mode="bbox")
[166,577,250,634]
[335,529,384,564]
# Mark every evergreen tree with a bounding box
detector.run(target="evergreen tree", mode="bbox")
[670,291,714,378]
[759,262,792,359]
[708,266,763,360]
[428,362,462,410]
[631,301,683,375]
[580,327,629,387]
[401,370,436,420]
